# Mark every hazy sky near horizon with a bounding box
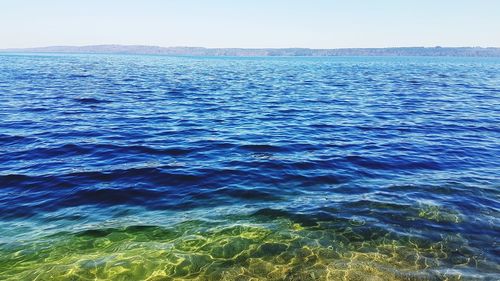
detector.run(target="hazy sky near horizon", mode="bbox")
[1,0,499,49]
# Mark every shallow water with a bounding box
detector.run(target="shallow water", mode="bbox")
[0,54,499,280]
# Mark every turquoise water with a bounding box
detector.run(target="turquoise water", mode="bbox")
[0,54,499,280]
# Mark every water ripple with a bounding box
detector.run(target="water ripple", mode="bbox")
[0,54,499,280]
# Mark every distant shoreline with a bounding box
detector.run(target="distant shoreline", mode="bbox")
[1,45,500,57]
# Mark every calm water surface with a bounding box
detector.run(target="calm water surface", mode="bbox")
[0,54,499,280]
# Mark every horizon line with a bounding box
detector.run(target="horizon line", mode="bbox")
[2,44,500,50]
[2,44,500,58]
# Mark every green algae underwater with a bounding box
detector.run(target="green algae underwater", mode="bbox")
[0,203,496,281]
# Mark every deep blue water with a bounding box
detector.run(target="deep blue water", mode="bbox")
[0,54,499,280]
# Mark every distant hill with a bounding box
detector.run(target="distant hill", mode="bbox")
[1,45,500,57]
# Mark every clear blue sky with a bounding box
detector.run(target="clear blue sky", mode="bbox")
[1,0,499,48]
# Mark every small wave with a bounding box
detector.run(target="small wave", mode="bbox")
[68,74,94,79]
[217,187,281,201]
[239,144,288,152]
[60,188,164,207]
[1,143,194,163]
[345,155,442,171]
[0,174,35,187]
[2,143,93,161]
[73,97,109,104]
[0,134,37,146]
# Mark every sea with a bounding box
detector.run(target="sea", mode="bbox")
[0,53,499,280]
